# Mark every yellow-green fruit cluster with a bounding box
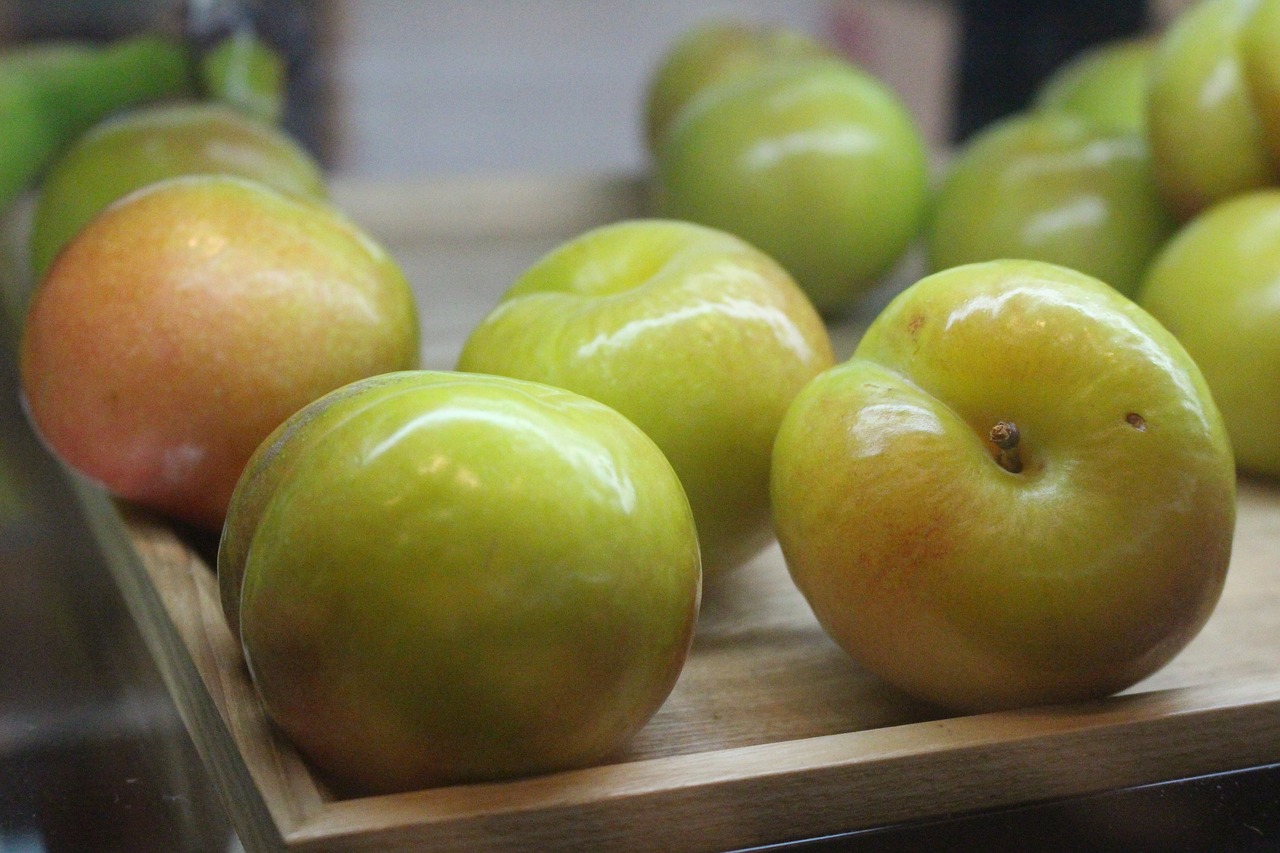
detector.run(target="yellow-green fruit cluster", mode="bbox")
[646,21,930,317]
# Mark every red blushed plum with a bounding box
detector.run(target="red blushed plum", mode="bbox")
[19,174,419,530]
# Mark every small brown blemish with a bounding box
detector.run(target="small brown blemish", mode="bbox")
[1126,413,1147,431]
[906,312,926,336]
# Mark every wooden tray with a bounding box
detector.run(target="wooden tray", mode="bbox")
[75,174,1280,852]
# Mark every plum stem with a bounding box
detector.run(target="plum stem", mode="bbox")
[990,421,1022,474]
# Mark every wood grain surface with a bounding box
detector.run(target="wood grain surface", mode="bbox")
[76,175,1280,852]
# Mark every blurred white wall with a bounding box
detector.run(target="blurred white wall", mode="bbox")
[323,1,957,179]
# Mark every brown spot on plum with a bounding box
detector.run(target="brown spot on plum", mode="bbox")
[1126,413,1147,431]
[906,312,926,337]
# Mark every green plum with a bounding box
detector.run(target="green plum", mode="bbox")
[654,56,930,317]
[20,175,418,531]
[226,371,701,794]
[0,34,193,211]
[199,29,287,124]
[772,259,1236,712]
[1147,0,1278,219]
[1034,37,1155,134]
[926,111,1176,298]
[30,100,325,280]
[643,19,831,156]
[1137,190,1280,476]
[457,219,834,578]
[1242,0,1280,163]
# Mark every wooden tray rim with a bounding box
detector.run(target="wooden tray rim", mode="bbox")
[72,473,1280,853]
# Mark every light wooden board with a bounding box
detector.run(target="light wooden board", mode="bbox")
[74,174,1280,852]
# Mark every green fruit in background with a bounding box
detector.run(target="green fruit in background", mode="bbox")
[643,19,831,156]
[926,111,1176,298]
[655,57,930,317]
[0,441,35,530]
[1146,0,1278,219]
[1137,190,1280,477]
[1034,37,1155,135]
[199,28,287,124]
[1241,0,1280,164]
[30,100,325,280]
[227,370,701,794]
[0,34,193,210]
